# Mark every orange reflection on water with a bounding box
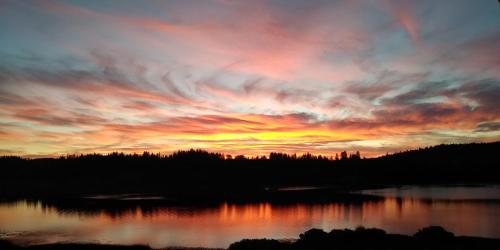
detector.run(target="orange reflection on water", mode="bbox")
[1,194,500,248]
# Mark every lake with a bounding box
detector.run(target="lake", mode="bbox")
[1,185,500,248]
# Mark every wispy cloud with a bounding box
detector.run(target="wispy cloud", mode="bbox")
[0,0,499,157]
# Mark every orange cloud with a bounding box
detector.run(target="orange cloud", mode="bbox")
[1,0,499,158]
[384,0,420,46]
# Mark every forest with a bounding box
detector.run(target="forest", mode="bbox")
[1,142,499,201]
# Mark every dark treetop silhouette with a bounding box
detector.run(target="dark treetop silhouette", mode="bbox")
[1,142,499,203]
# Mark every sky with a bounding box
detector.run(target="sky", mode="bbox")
[0,0,499,158]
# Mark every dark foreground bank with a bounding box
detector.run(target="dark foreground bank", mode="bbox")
[229,226,500,250]
[2,226,500,250]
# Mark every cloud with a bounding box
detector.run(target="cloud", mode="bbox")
[384,0,421,45]
[475,122,500,132]
[1,0,499,157]
[459,79,500,113]
[431,33,500,77]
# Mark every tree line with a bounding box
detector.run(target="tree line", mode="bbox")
[2,149,363,162]
[0,142,498,200]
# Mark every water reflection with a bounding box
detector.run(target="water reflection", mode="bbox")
[1,187,500,248]
[360,185,500,200]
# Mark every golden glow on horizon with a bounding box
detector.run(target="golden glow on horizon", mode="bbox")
[0,0,499,157]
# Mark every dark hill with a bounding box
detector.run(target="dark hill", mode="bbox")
[0,142,499,200]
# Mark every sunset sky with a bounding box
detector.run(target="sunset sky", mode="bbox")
[0,0,499,157]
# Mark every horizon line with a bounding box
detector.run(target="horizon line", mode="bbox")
[2,141,497,160]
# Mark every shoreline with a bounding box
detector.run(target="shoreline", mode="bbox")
[2,226,500,250]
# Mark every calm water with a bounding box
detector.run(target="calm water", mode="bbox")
[1,186,500,248]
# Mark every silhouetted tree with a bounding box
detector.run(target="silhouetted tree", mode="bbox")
[350,151,361,160]
[234,155,246,160]
[340,151,348,160]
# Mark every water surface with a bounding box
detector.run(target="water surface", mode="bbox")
[1,185,499,248]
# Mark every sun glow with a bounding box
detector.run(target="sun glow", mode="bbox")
[0,0,499,157]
